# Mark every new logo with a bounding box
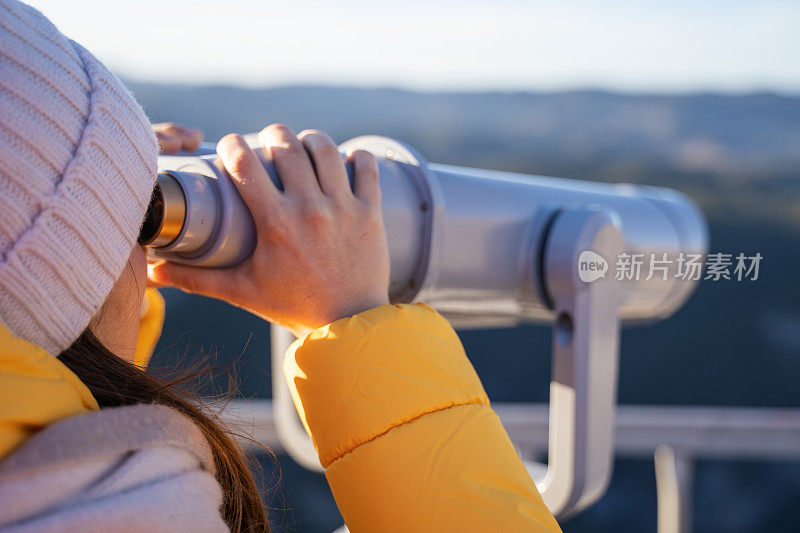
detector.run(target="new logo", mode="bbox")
[578,250,608,283]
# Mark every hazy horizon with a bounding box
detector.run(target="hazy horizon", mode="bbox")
[123,78,800,98]
[27,0,800,95]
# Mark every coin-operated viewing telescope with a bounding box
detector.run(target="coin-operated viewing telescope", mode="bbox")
[147,135,707,518]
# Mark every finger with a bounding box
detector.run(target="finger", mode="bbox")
[348,149,381,206]
[156,132,183,153]
[179,128,203,151]
[145,261,171,288]
[147,261,234,300]
[298,130,350,199]
[258,124,320,197]
[217,133,281,214]
[154,123,204,152]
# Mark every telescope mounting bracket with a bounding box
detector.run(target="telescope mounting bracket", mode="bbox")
[534,205,624,518]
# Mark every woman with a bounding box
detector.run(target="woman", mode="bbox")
[0,1,561,531]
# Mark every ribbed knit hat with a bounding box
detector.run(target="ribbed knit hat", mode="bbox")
[0,0,158,355]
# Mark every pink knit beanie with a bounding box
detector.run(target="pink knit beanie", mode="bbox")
[0,0,158,354]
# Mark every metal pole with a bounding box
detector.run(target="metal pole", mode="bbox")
[655,445,694,533]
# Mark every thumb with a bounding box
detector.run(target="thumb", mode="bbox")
[147,261,232,299]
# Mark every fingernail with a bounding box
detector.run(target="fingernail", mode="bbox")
[217,133,244,155]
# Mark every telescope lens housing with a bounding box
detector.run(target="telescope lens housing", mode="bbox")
[138,172,186,247]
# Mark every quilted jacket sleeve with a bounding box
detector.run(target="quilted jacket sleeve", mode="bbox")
[284,303,561,532]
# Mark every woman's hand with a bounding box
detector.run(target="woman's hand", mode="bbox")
[153,122,204,153]
[148,124,390,338]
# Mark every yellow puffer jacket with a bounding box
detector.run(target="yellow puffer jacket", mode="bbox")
[284,302,560,532]
[0,290,560,532]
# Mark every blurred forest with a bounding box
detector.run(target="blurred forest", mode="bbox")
[133,83,800,533]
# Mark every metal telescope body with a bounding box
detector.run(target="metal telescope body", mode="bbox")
[154,135,707,518]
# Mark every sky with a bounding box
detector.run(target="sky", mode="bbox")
[27,0,800,94]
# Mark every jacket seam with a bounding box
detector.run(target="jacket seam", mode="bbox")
[325,397,489,467]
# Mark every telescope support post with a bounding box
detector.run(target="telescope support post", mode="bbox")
[270,325,325,472]
[536,207,624,518]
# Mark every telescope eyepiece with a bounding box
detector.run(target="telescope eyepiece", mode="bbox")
[138,172,186,247]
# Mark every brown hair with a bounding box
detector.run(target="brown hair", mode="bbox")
[58,328,270,532]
